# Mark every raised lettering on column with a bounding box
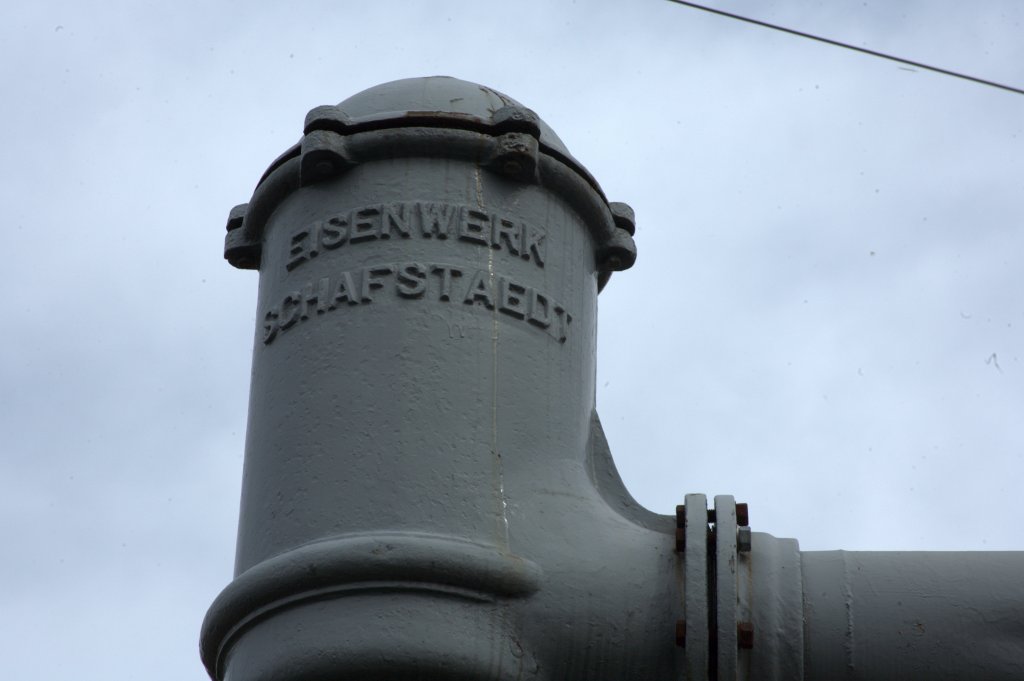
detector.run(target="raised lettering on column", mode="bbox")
[528,289,551,330]
[463,269,495,309]
[498,277,527,319]
[493,217,521,256]
[419,203,458,240]
[522,223,546,266]
[383,203,412,239]
[279,292,302,330]
[458,207,491,246]
[360,265,395,302]
[300,278,331,319]
[350,206,382,244]
[332,271,360,307]
[286,227,312,271]
[321,215,349,249]
[396,262,427,298]
[430,264,463,301]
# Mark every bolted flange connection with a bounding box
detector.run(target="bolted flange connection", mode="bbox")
[205,77,1024,681]
[676,495,755,678]
[674,499,749,553]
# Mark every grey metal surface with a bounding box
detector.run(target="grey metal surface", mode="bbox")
[203,76,1024,681]
[684,494,709,680]
[802,550,1024,680]
[223,76,635,290]
[749,533,804,681]
[714,495,738,680]
[202,77,667,681]
[332,76,579,172]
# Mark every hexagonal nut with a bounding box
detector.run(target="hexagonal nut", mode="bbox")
[738,622,754,649]
[487,133,538,183]
[737,527,752,553]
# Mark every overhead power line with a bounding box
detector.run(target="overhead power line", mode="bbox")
[664,0,1024,96]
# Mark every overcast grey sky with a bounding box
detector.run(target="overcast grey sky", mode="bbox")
[2,1,1022,678]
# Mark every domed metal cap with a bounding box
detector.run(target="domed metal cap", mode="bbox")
[337,76,572,157]
[226,76,635,286]
[299,76,601,196]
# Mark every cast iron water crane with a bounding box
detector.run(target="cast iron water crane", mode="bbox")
[201,76,1024,680]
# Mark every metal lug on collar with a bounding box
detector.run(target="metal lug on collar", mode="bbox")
[224,203,260,269]
[225,203,247,232]
[224,227,261,270]
[596,229,636,272]
[303,105,352,135]
[491,105,542,138]
[486,132,539,183]
[300,130,355,186]
[608,201,636,236]
[737,527,752,553]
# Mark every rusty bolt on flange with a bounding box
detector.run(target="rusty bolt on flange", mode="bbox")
[738,621,754,649]
[736,502,749,527]
[674,505,685,552]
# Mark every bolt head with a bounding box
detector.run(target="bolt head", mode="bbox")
[736,502,749,527]
[738,622,754,649]
[737,527,752,553]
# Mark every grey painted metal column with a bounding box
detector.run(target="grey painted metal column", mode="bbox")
[201,77,679,681]
[202,76,1024,681]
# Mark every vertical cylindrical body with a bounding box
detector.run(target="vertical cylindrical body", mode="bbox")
[201,77,675,681]
[237,157,597,571]
[203,77,1024,681]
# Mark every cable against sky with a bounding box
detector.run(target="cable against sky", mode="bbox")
[665,0,1024,96]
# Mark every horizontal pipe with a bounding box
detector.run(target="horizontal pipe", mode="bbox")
[802,550,1024,680]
